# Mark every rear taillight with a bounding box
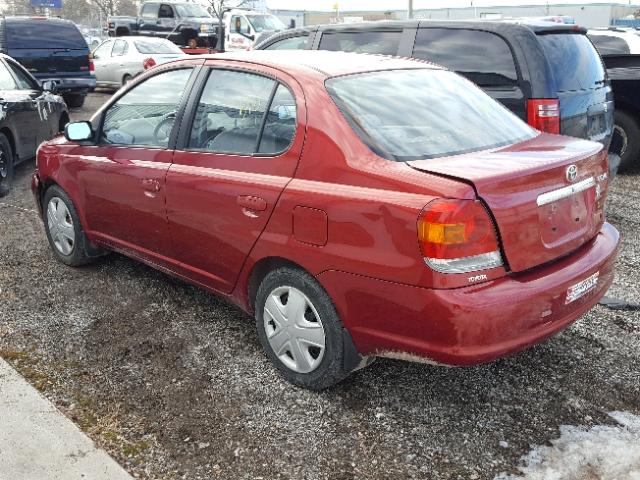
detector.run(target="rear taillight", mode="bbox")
[417,199,503,274]
[527,98,560,134]
[143,57,157,70]
[89,57,94,74]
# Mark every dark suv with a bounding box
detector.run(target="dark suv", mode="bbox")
[0,16,96,108]
[256,20,618,174]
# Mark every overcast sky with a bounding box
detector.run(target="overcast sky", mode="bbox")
[265,0,638,11]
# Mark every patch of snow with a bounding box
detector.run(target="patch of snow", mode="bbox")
[495,411,640,480]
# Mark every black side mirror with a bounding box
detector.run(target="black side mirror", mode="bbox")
[41,80,58,93]
[65,121,93,142]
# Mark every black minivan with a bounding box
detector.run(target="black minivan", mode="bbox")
[0,16,96,108]
[256,20,618,174]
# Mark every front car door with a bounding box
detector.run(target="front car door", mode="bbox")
[109,39,129,85]
[138,3,159,37]
[73,64,200,259]
[157,4,178,39]
[166,62,305,293]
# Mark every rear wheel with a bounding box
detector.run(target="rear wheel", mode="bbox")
[121,74,132,87]
[611,110,640,172]
[63,93,86,109]
[255,267,354,390]
[0,133,14,198]
[43,185,102,266]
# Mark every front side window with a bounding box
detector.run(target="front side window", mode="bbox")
[102,68,193,148]
[232,15,251,35]
[158,4,174,18]
[413,28,518,86]
[6,61,37,89]
[0,62,17,90]
[174,4,211,18]
[265,35,310,50]
[319,31,401,55]
[246,15,285,33]
[188,69,296,155]
[326,69,536,161]
[111,39,128,57]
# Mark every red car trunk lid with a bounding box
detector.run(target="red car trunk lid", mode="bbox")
[407,134,609,272]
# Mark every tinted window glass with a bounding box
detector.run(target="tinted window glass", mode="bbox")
[6,20,86,50]
[265,35,309,50]
[141,3,158,18]
[0,62,17,90]
[111,40,128,57]
[232,15,251,35]
[319,31,401,55]
[6,61,37,89]
[189,70,276,154]
[134,39,183,54]
[158,4,174,18]
[259,85,297,154]
[102,68,192,147]
[413,28,518,86]
[538,33,606,91]
[588,34,630,55]
[326,69,535,161]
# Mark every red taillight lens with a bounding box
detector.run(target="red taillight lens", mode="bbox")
[527,98,560,134]
[143,57,157,70]
[89,58,94,74]
[417,199,503,273]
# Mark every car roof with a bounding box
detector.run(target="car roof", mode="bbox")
[198,50,441,78]
[3,15,76,25]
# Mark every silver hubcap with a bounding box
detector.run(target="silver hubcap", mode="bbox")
[263,286,326,374]
[47,197,75,255]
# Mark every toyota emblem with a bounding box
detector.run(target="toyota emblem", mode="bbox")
[566,164,578,183]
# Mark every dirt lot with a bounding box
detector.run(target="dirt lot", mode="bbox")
[0,92,639,479]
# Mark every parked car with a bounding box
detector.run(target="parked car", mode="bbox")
[0,53,68,196]
[107,1,218,50]
[588,28,640,171]
[92,36,186,89]
[255,20,619,175]
[33,51,619,389]
[0,16,96,108]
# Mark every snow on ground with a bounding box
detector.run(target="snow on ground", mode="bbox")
[496,412,640,480]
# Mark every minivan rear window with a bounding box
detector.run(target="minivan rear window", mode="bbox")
[326,69,536,161]
[6,20,86,50]
[537,33,606,91]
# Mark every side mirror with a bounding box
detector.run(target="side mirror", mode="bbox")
[41,80,58,93]
[65,121,93,142]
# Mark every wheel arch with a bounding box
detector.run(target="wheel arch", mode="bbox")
[0,126,17,162]
[245,256,307,314]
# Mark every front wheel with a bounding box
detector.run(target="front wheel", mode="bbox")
[255,267,356,390]
[0,133,14,197]
[63,93,86,109]
[43,185,102,266]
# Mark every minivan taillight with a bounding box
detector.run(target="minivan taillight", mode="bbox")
[143,57,157,70]
[417,199,503,274]
[89,56,94,74]
[527,99,560,134]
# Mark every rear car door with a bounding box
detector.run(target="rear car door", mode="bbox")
[412,27,526,120]
[166,63,304,293]
[91,40,114,85]
[76,65,198,258]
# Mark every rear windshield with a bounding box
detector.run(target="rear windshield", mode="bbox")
[326,69,536,161]
[537,33,606,91]
[134,39,183,54]
[6,20,86,50]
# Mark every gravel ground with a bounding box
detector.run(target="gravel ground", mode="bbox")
[0,92,638,479]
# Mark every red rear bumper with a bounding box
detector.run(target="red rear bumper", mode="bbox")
[317,222,619,366]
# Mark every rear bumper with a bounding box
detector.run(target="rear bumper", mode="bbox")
[39,76,96,94]
[317,222,619,366]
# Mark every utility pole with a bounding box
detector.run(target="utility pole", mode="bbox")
[408,0,413,19]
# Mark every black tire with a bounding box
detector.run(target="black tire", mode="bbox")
[63,94,86,109]
[0,133,14,198]
[58,112,70,134]
[121,74,132,87]
[255,267,354,390]
[43,185,102,266]
[612,110,640,172]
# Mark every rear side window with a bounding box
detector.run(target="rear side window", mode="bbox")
[264,35,310,50]
[111,39,128,57]
[6,20,86,50]
[326,69,535,161]
[319,31,401,55]
[588,34,630,55]
[6,60,38,89]
[412,28,518,86]
[538,33,606,91]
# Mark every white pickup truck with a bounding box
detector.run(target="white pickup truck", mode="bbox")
[222,9,286,51]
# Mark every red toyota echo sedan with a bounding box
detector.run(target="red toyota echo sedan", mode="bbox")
[32,51,619,389]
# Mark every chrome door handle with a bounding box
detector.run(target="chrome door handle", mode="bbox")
[141,178,160,192]
[237,195,267,211]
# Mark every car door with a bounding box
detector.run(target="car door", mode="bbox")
[5,57,58,145]
[109,39,129,85]
[138,3,159,37]
[166,63,305,293]
[157,4,178,39]
[92,40,114,86]
[0,58,39,157]
[76,65,199,259]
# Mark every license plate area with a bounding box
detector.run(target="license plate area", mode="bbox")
[566,271,599,304]
[539,192,590,248]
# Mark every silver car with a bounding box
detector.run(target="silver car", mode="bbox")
[92,36,186,89]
